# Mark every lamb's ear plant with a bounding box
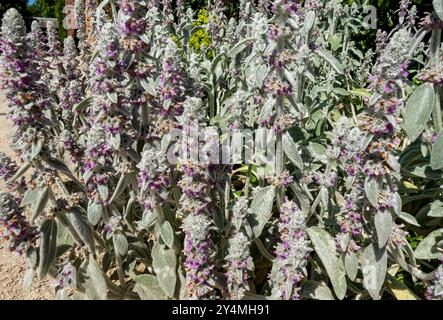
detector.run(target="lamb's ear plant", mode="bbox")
[0,0,442,300]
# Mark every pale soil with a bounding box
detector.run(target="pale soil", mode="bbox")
[0,91,53,300]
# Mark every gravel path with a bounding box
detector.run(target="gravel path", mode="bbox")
[0,92,53,300]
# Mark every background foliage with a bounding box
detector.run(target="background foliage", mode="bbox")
[0,0,28,21]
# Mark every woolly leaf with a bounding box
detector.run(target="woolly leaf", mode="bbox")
[87,202,103,226]
[414,228,443,260]
[301,280,335,300]
[344,251,359,281]
[364,177,379,207]
[72,97,93,113]
[110,174,128,203]
[307,227,347,300]
[160,221,175,249]
[98,184,109,202]
[433,0,443,20]
[349,88,370,97]
[282,132,303,170]
[228,37,255,57]
[23,269,35,290]
[429,200,443,217]
[315,49,344,75]
[248,186,276,239]
[79,255,108,300]
[404,83,435,142]
[374,212,393,249]
[107,91,118,104]
[31,187,49,222]
[397,211,421,227]
[21,188,39,207]
[113,233,128,256]
[140,78,157,96]
[69,206,96,254]
[152,242,177,298]
[361,243,387,300]
[431,130,443,170]
[7,161,31,184]
[133,275,167,300]
[38,219,58,280]
[45,158,73,176]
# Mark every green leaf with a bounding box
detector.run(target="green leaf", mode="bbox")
[109,174,128,203]
[107,92,118,104]
[140,78,157,96]
[113,233,128,256]
[72,97,93,113]
[160,221,175,249]
[21,188,39,207]
[177,268,189,300]
[333,88,349,96]
[210,52,225,74]
[110,134,121,149]
[45,158,73,176]
[255,65,267,88]
[31,139,42,159]
[247,186,276,239]
[396,211,421,227]
[414,228,443,260]
[387,156,401,173]
[308,142,328,162]
[38,219,58,280]
[98,184,109,202]
[344,251,359,281]
[307,227,347,300]
[31,187,49,222]
[56,221,74,247]
[151,242,177,298]
[283,69,298,92]
[349,88,371,98]
[392,193,402,215]
[56,244,72,258]
[431,131,443,170]
[87,202,103,226]
[407,164,443,180]
[374,212,393,248]
[7,161,31,184]
[328,33,342,51]
[257,98,274,123]
[23,269,35,290]
[26,248,38,271]
[228,37,255,57]
[386,274,419,300]
[289,182,311,215]
[133,275,167,300]
[364,177,379,207]
[301,280,335,300]
[315,49,344,75]
[79,255,108,300]
[282,132,303,170]
[429,200,443,217]
[69,207,96,254]
[404,83,435,142]
[361,244,387,300]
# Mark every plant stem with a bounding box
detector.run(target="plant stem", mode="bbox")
[115,252,127,288]
[430,27,442,132]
